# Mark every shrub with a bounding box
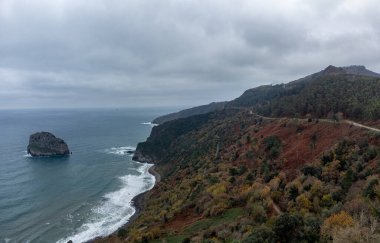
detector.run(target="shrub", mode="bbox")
[363,178,379,200]
[210,201,228,216]
[243,226,277,243]
[117,228,128,238]
[288,185,299,201]
[208,176,220,185]
[182,238,191,243]
[296,194,312,211]
[247,202,267,223]
[273,213,304,242]
[301,165,322,178]
[322,152,334,165]
[263,136,282,159]
[320,194,335,208]
[341,169,355,192]
[331,189,345,202]
[303,216,321,242]
[364,147,377,162]
[207,183,227,197]
[238,165,248,175]
[246,173,254,182]
[321,211,354,237]
[229,167,239,176]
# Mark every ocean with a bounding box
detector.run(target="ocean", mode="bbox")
[0,108,169,243]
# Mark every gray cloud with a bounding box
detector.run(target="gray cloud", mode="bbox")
[0,0,380,109]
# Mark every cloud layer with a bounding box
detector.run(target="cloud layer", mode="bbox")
[1,0,379,108]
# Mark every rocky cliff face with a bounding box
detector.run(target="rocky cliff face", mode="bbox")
[27,132,70,157]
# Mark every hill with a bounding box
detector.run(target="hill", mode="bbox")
[152,102,227,124]
[153,65,380,124]
[112,111,380,242]
[97,65,380,242]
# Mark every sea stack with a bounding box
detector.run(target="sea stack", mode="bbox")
[27,132,70,157]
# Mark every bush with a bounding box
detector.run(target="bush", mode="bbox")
[288,185,299,201]
[273,213,304,242]
[117,228,128,238]
[243,226,277,243]
[301,165,322,178]
[363,179,379,200]
[263,136,282,159]
[246,173,254,182]
[296,194,312,211]
[182,238,191,243]
[238,165,248,175]
[322,152,334,165]
[321,211,354,237]
[320,194,335,208]
[341,169,356,192]
[303,216,321,242]
[229,167,239,176]
[247,203,267,223]
[364,147,377,162]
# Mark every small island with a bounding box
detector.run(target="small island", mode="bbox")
[27,132,70,157]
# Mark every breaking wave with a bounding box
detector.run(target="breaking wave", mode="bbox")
[57,162,155,243]
[104,146,136,156]
[140,122,158,127]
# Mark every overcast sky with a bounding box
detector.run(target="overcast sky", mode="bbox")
[1,0,379,109]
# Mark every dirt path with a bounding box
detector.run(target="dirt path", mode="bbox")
[249,111,380,133]
[271,200,282,215]
[344,121,380,133]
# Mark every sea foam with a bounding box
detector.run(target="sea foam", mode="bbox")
[23,151,32,158]
[57,162,155,243]
[104,146,136,156]
[140,122,158,127]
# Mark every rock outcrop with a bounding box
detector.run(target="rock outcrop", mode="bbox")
[27,132,70,157]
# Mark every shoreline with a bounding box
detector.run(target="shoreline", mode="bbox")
[90,163,160,243]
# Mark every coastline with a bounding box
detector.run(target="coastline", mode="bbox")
[90,164,160,243]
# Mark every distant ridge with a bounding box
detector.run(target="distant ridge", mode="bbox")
[152,101,227,124]
[342,65,380,78]
[153,65,380,124]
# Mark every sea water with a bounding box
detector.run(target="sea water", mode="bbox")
[0,108,169,243]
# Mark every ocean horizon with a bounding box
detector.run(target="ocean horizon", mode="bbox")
[0,108,170,243]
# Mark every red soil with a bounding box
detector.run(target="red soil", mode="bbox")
[252,119,363,173]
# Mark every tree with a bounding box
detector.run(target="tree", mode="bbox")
[321,211,354,237]
[341,169,355,192]
[363,179,379,200]
[273,213,304,242]
[263,136,282,159]
[288,185,299,201]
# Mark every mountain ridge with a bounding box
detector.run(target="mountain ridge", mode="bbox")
[153,65,380,124]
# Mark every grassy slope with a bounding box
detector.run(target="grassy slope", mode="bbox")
[102,109,380,242]
[98,70,380,243]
